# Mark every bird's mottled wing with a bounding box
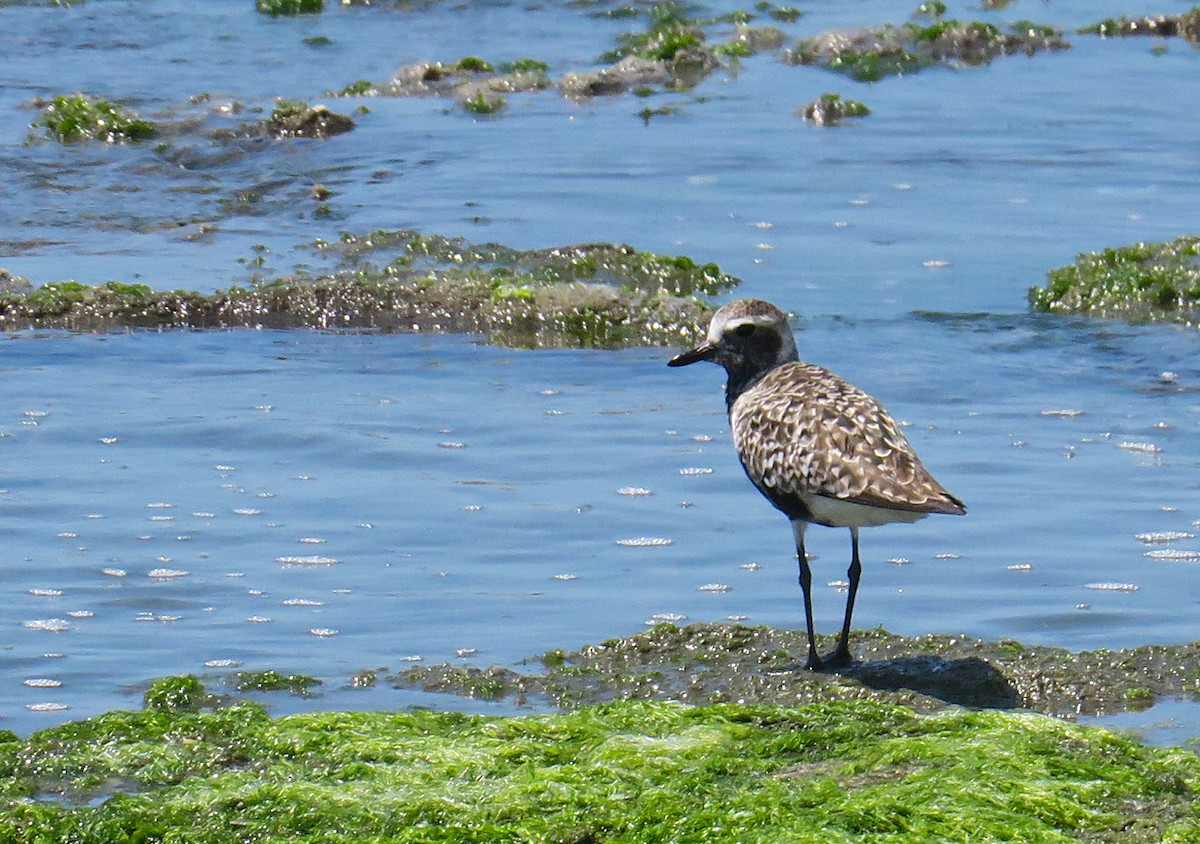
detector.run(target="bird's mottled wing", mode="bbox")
[731,362,962,514]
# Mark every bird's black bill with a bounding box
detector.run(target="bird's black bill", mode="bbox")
[667,342,717,367]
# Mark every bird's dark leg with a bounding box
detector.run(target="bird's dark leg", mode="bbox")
[792,521,822,670]
[829,526,861,668]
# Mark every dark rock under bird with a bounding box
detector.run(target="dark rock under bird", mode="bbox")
[669,298,965,670]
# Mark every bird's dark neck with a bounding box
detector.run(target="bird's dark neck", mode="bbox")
[724,364,774,412]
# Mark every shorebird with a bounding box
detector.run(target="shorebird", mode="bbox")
[669,299,965,670]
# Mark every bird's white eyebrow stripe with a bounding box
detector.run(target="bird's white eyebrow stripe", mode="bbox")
[709,314,773,342]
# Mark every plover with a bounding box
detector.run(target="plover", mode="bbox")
[669,299,965,669]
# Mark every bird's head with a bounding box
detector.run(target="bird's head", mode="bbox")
[668,299,798,375]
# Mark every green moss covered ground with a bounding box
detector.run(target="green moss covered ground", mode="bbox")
[5,625,1200,841]
[2,688,1198,842]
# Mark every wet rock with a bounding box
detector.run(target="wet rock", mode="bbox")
[382,61,460,97]
[394,622,1200,718]
[788,20,1069,81]
[0,269,32,295]
[799,93,870,126]
[265,102,354,139]
[211,101,355,141]
[727,24,788,54]
[375,61,551,112]
[0,232,736,349]
[1081,10,1200,42]
[559,56,672,98]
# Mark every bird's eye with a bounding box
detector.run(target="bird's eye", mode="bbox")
[733,323,756,338]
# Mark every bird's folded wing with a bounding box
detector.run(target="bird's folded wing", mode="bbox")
[731,365,961,514]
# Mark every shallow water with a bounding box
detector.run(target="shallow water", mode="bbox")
[2,0,1200,733]
[3,319,1198,731]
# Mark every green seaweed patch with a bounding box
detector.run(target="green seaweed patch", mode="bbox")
[267,99,354,138]
[462,91,505,114]
[500,57,550,74]
[1029,236,1200,324]
[455,55,494,73]
[2,693,1198,841]
[35,94,155,144]
[143,675,213,713]
[338,79,374,96]
[586,1,728,93]
[716,40,752,58]
[637,104,677,123]
[606,24,706,63]
[233,670,322,695]
[1080,9,1200,42]
[19,280,152,314]
[338,231,737,298]
[396,622,1200,719]
[788,19,1068,81]
[0,232,736,348]
[256,0,322,15]
[587,4,641,20]
[755,1,803,24]
[799,93,870,126]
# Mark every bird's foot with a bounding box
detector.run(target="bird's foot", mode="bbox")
[803,651,824,671]
[821,646,854,670]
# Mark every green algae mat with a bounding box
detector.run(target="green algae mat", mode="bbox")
[0,232,732,349]
[2,689,1199,843]
[1028,235,1200,326]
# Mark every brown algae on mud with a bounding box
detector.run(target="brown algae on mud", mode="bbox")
[0,232,735,348]
[398,621,1200,718]
[1029,235,1200,325]
[3,667,1200,842]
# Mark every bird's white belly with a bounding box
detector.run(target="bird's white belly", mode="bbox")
[803,493,929,528]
